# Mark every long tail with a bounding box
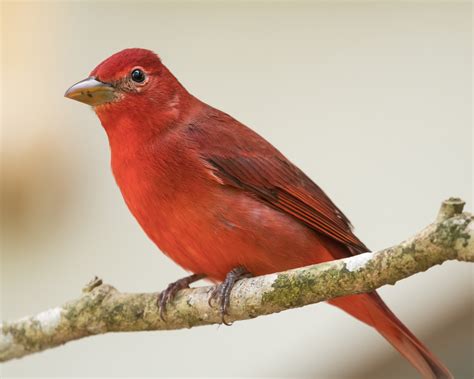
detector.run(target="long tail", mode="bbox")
[329,292,453,378]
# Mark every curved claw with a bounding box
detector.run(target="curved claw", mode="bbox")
[157,273,205,321]
[208,266,252,325]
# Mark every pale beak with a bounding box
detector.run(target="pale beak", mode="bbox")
[64,77,117,106]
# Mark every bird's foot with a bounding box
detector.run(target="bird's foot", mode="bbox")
[208,266,252,325]
[158,273,205,320]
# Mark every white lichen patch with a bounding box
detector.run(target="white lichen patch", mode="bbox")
[466,220,474,230]
[0,331,26,360]
[345,252,373,272]
[35,307,62,333]
[0,330,13,352]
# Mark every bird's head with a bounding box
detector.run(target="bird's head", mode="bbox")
[65,48,187,125]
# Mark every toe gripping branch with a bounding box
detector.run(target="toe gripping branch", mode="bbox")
[208,266,252,325]
[157,267,252,325]
[158,273,206,320]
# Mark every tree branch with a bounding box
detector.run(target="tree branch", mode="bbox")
[1,198,473,362]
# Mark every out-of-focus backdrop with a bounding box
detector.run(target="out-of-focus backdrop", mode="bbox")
[1,2,472,378]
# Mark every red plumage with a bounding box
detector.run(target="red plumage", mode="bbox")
[72,48,451,378]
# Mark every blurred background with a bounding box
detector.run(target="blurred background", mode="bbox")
[1,1,472,378]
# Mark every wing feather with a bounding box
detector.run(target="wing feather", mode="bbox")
[206,155,369,254]
[184,111,369,255]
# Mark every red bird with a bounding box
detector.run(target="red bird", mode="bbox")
[65,48,451,378]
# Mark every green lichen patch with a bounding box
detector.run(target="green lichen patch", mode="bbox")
[261,268,338,309]
[433,217,471,250]
[261,273,311,308]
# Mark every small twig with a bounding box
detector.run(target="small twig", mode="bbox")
[1,199,472,362]
[436,197,466,222]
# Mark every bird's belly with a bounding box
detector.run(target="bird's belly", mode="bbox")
[125,178,340,282]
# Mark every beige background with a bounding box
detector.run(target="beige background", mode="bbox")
[1,1,472,378]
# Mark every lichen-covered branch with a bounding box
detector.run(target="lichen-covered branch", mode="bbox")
[1,198,473,362]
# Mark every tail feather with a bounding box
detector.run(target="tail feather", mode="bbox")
[329,292,453,379]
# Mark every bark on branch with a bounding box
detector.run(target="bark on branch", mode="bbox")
[1,198,473,362]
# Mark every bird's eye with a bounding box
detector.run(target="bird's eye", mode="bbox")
[131,69,146,83]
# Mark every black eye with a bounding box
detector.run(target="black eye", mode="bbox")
[131,69,146,83]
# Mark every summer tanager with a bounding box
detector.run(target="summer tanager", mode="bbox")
[65,48,451,378]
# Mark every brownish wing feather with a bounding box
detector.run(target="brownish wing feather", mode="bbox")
[186,109,369,255]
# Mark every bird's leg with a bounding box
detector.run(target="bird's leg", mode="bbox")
[158,273,206,320]
[208,266,252,325]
